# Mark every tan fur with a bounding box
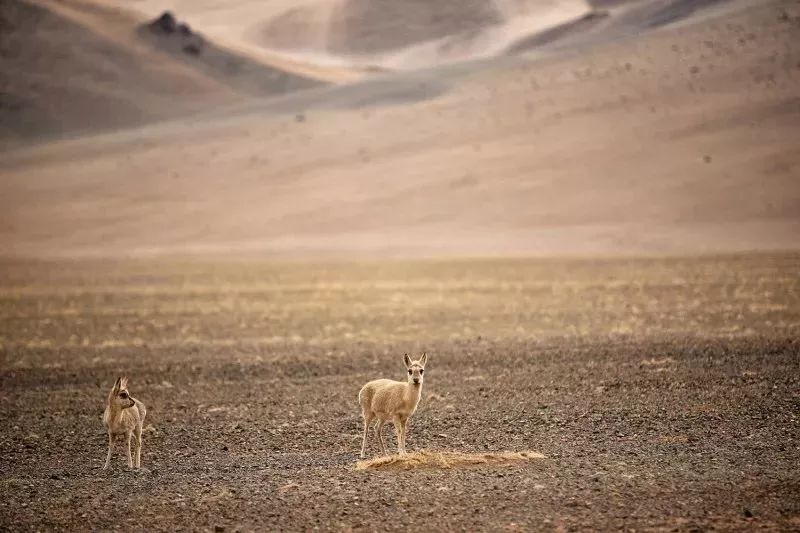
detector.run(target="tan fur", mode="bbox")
[358,353,427,458]
[102,376,146,470]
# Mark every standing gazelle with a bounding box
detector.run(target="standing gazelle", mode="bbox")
[102,377,146,470]
[358,352,427,458]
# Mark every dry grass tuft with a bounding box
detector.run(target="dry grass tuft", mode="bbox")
[356,450,546,471]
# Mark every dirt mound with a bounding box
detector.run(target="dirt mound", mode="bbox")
[356,450,546,471]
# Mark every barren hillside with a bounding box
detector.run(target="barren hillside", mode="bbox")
[1,0,798,258]
[0,0,323,145]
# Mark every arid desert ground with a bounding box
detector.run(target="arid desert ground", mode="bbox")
[1,0,799,531]
[1,256,799,530]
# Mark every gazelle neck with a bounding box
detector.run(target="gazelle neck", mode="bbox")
[405,381,423,404]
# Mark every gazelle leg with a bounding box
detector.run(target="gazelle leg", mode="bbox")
[126,432,133,468]
[103,433,114,470]
[393,415,405,454]
[360,413,373,459]
[376,420,387,455]
[134,424,143,468]
[402,416,410,452]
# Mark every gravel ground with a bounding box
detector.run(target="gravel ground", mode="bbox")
[1,254,798,531]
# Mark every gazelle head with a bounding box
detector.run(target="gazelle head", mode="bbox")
[109,376,136,409]
[403,352,427,386]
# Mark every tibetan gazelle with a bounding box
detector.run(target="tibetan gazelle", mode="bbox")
[102,376,146,470]
[359,352,427,458]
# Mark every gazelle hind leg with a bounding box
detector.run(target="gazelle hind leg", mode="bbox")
[360,412,374,459]
[375,420,387,455]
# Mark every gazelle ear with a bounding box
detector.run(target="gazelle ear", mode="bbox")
[120,377,128,389]
[112,377,122,392]
[403,353,412,368]
[419,352,428,366]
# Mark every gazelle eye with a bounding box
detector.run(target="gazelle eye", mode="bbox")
[408,370,412,375]
[419,369,424,374]
[119,392,128,399]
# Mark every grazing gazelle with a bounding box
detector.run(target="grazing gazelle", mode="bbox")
[102,377,146,470]
[358,352,428,458]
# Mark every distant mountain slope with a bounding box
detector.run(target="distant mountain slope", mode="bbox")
[135,11,323,97]
[1,0,798,259]
[260,0,593,69]
[131,0,743,73]
[0,0,323,146]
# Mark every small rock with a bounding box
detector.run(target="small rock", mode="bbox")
[743,508,753,518]
[150,12,177,34]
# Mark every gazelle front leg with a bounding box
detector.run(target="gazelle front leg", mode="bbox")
[103,433,114,470]
[126,432,133,468]
[134,425,143,468]
[393,415,405,454]
[400,415,410,453]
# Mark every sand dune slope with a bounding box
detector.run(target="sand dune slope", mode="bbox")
[1,0,798,258]
[260,0,593,69]
[130,0,596,71]
[129,0,745,72]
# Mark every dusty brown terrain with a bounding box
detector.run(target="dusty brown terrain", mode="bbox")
[1,254,799,531]
[2,2,799,529]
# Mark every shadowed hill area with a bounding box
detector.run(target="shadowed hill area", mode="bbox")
[0,0,323,146]
[135,11,322,98]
